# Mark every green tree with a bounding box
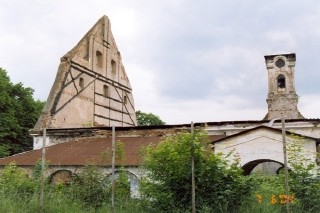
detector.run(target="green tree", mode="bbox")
[0,68,44,155]
[140,130,253,212]
[136,110,165,126]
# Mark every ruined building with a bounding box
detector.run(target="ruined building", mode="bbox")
[0,16,319,192]
[33,16,137,130]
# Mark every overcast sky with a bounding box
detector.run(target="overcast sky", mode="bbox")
[0,0,319,124]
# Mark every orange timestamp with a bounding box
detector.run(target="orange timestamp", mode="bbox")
[256,194,294,205]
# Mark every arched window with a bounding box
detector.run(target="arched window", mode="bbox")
[111,60,116,75]
[103,85,109,97]
[79,77,84,89]
[277,74,286,89]
[96,51,103,68]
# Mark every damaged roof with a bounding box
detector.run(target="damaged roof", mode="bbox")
[0,135,225,167]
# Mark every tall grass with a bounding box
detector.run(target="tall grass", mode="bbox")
[0,163,319,212]
[0,187,147,213]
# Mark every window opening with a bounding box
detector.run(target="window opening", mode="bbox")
[277,74,286,89]
[79,77,84,89]
[123,95,127,105]
[83,40,89,60]
[96,51,103,68]
[111,60,116,75]
[103,85,109,97]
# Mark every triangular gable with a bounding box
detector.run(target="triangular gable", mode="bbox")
[212,125,319,145]
[33,15,137,130]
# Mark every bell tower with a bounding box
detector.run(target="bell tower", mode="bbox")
[263,53,304,120]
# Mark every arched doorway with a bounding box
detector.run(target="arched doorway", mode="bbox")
[49,170,73,185]
[242,159,284,176]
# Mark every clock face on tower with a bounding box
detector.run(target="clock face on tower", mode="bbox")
[275,59,285,68]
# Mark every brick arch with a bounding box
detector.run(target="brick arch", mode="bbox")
[49,169,74,185]
[242,159,284,176]
[106,170,140,198]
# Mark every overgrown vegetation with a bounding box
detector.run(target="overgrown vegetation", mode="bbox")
[0,131,319,212]
[287,136,320,212]
[239,135,320,213]
[140,130,254,212]
[0,68,44,156]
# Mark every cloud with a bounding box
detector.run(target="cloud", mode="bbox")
[0,0,319,124]
[145,97,267,125]
[265,31,297,50]
[299,95,320,119]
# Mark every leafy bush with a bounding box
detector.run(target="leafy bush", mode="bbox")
[0,162,36,197]
[140,130,254,212]
[287,137,320,212]
[71,165,108,209]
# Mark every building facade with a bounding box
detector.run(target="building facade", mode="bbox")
[0,16,320,196]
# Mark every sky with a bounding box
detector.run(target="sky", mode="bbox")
[0,0,319,125]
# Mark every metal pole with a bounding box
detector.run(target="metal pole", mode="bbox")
[111,126,116,213]
[281,118,290,213]
[40,128,46,213]
[191,122,195,213]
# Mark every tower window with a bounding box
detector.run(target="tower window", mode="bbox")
[79,77,84,89]
[277,74,286,89]
[111,60,116,75]
[96,51,103,68]
[103,85,109,97]
[275,59,285,68]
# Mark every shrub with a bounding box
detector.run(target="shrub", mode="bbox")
[71,165,108,209]
[0,162,35,197]
[287,137,320,212]
[140,130,254,212]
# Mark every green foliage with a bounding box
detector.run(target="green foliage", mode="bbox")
[32,159,49,180]
[0,162,143,212]
[71,165,108,209]
[0,144,10,157]
[113,169,131,207]
[239,174,285,212]
[0,162,36,197]
[0,68,45,154]
[241,136,320,213]
[287,137,320,212]
[110,141,132,206]
[140,130,253,212]
[114,141,131,202]
[238,174,310,213]
[1,131,319,212]
[136,110,165,126]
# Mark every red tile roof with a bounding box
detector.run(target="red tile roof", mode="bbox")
[0,137,163,166]
[0,135,225,167]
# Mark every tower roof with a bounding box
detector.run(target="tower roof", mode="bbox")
[264,53,296,61]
